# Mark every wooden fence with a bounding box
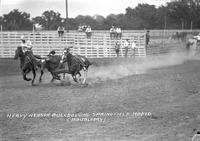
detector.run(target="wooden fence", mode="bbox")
[0,30,146,58]
[1,29,200,58]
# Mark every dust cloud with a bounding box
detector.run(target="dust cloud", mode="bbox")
[88,52,193,82]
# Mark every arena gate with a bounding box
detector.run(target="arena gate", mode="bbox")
[0,31,146,58]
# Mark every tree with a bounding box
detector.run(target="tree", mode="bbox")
[93,15,105,29]
[32,10,63,30]
[3,9,32,30]
[74,15,98,29]
[167,0,200,29]
[66,18,78,30]
[0,16,3,25]
[125,4,158,29]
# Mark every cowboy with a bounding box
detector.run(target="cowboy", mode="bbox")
[62,47,87,71]
[115,41,120,57]
[20,36,27,51]
[131,40,136,57]
[194,33,200,52]
[20,37,38,70]
[146,30,150,48]
[116,27,122,39]
[85,25,92,39]
[57,25,65,37]
[46,50,56,61]
[124,39,130,58]
[49,50,56,56]
[110,26,116,39]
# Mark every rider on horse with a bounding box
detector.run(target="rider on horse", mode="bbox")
[46,50,56,61]
[20,36,38,70]
[61,47,87,71]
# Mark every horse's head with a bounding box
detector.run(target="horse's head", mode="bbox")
[14,46,24,60]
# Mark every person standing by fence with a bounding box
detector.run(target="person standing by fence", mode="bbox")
[85,25,92,39]
[123,39,130,58]
[146,30,150,48]
[116,27,122,39]
[115,41,120,57]
[194,33,200,54]
[110,26,116,39]
[131,40,136,57]
[57,25,65,37]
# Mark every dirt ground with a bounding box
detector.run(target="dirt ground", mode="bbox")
[0,53,200,141]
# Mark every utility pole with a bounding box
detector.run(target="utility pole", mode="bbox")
[0,0,2,32]
[65,0,69,32]
[162,16,167,48]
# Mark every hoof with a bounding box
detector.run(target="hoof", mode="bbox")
[80,83,88,87]
[27,78,32,81]
[31,83,36,86]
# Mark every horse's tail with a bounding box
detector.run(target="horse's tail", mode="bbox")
[77,55,92,66]
[86,58,92,66]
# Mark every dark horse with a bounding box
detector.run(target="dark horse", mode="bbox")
[14,46,44,85]
[42,55,66,82]
[54,50,92,84]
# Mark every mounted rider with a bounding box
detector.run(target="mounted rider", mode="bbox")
[61,47,87,71]
[20,36,38,70]
[46,50,56,61]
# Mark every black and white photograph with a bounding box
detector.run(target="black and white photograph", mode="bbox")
[0,0,200,140]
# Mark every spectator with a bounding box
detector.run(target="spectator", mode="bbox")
[131,40,136,57]
[194,33,200,47]
[85,25,92,39]
[57,25,65,37]
[78,24,83,32]
[146,30,150,48]
[116,27,122,39]
[110,26,116,39]
[115,41,121,57]
[186,39,193,56]
[123,39,130,58]
[78,24,87,32]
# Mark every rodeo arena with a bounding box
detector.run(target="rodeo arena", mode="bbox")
[1,2,200,141]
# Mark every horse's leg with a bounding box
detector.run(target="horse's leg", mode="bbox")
[39,70,44,83]
[73,71,82,83]
[63,73,65,79]
[78,72,81,77]
[51,77,55,83]
[72,73,77,82]
[50,72,55,83]
[31,68,36,86]
[82,70,87,84]
[39,63,45,83]
[77,72,82,82]
[23,68,31,81]
[50,72,61,83]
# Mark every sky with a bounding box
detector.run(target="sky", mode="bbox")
[0,0,171,18]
